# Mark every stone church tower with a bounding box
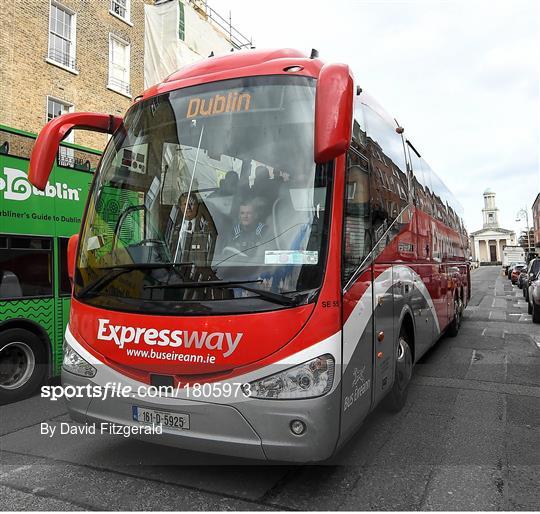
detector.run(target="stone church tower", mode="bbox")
[470,189,516,263]
[482,188,499,228]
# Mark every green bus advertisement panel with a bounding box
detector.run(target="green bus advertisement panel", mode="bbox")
[0,125,101,404]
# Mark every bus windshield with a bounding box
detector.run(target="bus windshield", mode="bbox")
[75,75,332,314]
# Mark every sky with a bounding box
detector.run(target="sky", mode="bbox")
[208,0,539,236]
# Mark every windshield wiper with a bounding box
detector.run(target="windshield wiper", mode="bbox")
[144,280,299,306]
[77,263,194,298]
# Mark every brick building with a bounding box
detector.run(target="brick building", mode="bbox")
[0,0,149,151]
[0,0,251,152]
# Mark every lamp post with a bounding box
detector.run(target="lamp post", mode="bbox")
[516,208,531,257]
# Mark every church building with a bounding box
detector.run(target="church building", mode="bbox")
[470,189,516,263]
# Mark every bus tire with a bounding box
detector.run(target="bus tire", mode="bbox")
[447,296,462,337]
[0,328,47,405]
[384,332,413,413]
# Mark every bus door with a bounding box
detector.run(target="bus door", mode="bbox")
[413,209,435,355]
[340,151,374,438]
[372,263,395,406]
[341,270,373,439]
[431,225,449,333]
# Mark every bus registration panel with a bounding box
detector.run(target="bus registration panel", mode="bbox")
[132,406,190,430]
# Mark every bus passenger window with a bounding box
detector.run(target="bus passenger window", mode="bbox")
[0,236,53,299]
[343,151,371,285]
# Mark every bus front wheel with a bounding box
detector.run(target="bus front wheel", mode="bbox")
[384,332,413,413]
[0,328,47,405]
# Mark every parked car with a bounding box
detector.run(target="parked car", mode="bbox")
[509,262,526,279]
[523,258,540,302]
[507,262,521,278]
[517,268,528,289]
[528,271,540,323]
[511,264,526,284]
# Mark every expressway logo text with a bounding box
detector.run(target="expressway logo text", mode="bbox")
[97,319,242,358]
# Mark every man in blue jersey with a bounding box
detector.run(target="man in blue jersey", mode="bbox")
[229,199,266,253]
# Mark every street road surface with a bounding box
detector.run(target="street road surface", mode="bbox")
[0,266,538,510]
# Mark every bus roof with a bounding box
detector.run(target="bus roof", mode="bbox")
[140,48,325,101]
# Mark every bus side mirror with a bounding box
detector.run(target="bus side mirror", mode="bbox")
[28,112,123,190]
[67,233,79,282]
[314,63,354,163]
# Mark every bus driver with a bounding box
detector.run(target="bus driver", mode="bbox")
[168,192,216,265]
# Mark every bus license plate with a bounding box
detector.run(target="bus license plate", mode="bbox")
[133,406,190,431]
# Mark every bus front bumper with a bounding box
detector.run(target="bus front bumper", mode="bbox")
[62,370,341,463]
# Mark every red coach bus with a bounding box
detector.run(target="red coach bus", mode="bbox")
[28,48,470,462]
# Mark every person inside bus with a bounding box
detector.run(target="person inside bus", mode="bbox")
[208,170,239,198]
[250,165,280,219]
[168,192,216,265]
[251,165,271,195]
[228,199,267,253]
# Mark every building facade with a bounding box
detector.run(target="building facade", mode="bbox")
[533,193,540,251]
[1,0,148,150]
[0,0,250,151]
[470,189,516,264]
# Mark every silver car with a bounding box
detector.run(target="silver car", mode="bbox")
[523,258,540,302]
[527,271,540,323]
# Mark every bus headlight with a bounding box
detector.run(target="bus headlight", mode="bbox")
[247,354,334,399]
[63,340,96,378]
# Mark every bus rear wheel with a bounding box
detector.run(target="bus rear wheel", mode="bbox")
[0,329,47,405]
[384,333,413,413]
[447,296,462,337]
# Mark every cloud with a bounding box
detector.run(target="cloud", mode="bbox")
[210,0,539,235]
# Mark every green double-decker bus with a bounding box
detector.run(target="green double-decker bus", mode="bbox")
[0,124,101,404]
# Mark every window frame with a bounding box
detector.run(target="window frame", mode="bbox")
[46,96,74,140]
[46,96,75,162]
[107,33,132,98]
[47,1,78,74]
[178,0,185,40]
[109,0,133,26]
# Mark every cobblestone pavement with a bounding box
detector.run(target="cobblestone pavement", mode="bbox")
[1,266,538,510]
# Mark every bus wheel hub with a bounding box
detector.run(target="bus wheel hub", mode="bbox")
[0,342,35,389]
